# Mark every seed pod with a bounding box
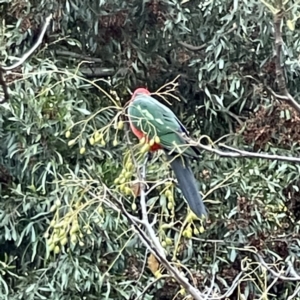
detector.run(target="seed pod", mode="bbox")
[139,137,146,144]
[165,190,172,199]
[199,226,205,233]
[154,136,160,144]
[54,245,60,254]
[50,204,57,212]
[119,183,126,192]
[161,241,167,248]
[119,177,126,184]
[165,237,172,245]
[94,132,102,142]
[79,147,86,155]
[186,230,192,239]
[89,137,95,145]
[70,234,77,244]
[131,202,137,211]
[125,161,133,170]
[149,139,155,146]
[48,243,55,252]
[65,131,71,138]
[125,171,132,179]
[60,237,68,246]
[117,120,124,130]
[179,288,186,296]
[68,139,76,146]
[113,139,118,146]
[168,195,174,203]
[154,270,162,278]
[55,199,62,207]
[70,224,79,234]
[140,143,150,153]
[167,202,173,210]
[123,187,130,195]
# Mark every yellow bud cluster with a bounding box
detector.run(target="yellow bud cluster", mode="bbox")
[139,135,160,154]
[46,208,84,254]
[183,224,205,238]
[165,237,173,246]
[164,182,174,212]
[47,220,70,253]
[90,131,106,146]
[114,158,135,196]
[183,228,193,239]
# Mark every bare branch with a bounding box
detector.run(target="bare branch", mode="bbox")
[273,9,300,114]
[287,283,300,300]
[209,271,244,300]
[0,14,52,103]
[2,14,53,72]
[54,50,103,63]
[80,66,115,78]
[188,138,300,163]
[256,253,300,281]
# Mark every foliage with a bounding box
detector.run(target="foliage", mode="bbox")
[1,0,300,299]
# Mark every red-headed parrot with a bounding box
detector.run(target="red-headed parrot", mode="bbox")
[127,88,207,218]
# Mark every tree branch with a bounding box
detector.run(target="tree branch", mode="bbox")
[256,253,300,281]
[2,14,52,72]
[80,66,115,78]
[273,9,300,114]
[188,138,300,163]
[0,14,52,103]
[54,50,103,63]
[123,127,204,299]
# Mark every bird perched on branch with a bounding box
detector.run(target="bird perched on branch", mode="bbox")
[127,87,207,218]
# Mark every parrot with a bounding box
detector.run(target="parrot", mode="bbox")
[127,87,207,218]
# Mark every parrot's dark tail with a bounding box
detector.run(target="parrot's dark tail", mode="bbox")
[167,154,207,218]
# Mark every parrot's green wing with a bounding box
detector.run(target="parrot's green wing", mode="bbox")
[128,94,198,157]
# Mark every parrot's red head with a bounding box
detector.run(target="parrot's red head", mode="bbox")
[131,88,150,101]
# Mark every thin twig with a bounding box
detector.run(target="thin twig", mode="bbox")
[209,271,244,300]
[135,274,170,300]
[256,253,300,281]
[287,283,300,300]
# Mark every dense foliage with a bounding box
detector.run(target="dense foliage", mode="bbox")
[1,0,300,299]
